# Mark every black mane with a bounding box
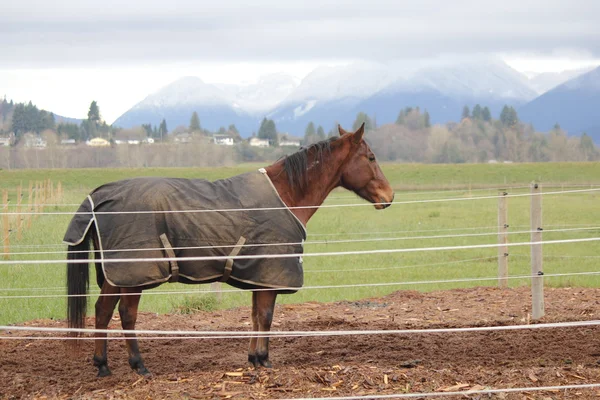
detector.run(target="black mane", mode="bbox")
[283,137,336,193]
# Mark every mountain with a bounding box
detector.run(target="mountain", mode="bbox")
[355,58,537,126]
[526,67,595,94]
[268,62,396,132]
[519,66,600,142]
[216,73,300,113]
[113,58,539,136]
[112,77,259,133]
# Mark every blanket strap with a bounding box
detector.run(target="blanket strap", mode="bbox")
[221,236,246,282]
[160,233,180,283]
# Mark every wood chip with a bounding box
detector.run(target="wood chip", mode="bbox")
[438,383,470,392]
[225,372,244,377]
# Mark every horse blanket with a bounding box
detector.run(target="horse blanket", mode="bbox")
[63,169,306,292]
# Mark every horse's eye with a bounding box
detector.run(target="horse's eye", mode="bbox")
[368,155,376,162]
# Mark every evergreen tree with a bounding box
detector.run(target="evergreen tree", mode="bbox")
[158,119,168,141]
[423,110,431,128]
[257,117,278,146]
[482,107,492,122]
[304,122,316,144]
[87,101,101,125]
[461,105,470,120]
[189,111,201,131]
[317,125,326,141]
[500,105,519,127]
[352,112,373,131]
[472,104,482,120]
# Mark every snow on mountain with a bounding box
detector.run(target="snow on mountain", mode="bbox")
[519,66,600,141]
[526,67,596,94]
[216,73,300,113]
[409,57,537,101]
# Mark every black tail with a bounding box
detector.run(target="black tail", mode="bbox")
[67,229,91,336]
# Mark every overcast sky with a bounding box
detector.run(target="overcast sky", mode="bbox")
[1,0,599,122]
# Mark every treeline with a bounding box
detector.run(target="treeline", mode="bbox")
[365,105,599,163]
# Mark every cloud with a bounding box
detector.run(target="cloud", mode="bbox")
[1,0,599,68]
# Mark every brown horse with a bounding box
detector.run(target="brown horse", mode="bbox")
[66,123,394,377]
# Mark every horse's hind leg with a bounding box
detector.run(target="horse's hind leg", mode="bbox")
[248,290,277,368]
[118,288,151,377]
[94,282,120,377]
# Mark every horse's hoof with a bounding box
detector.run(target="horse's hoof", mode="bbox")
[138,369,153,379]
[260,359,272,368]
[97,366,112,377]
[248,354,259,368]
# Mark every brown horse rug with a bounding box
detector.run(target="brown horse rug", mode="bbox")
[63,169,306,292]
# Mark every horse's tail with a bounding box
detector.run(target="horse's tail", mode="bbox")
[67,224,93,338]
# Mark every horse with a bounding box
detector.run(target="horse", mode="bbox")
[65,123,394,377]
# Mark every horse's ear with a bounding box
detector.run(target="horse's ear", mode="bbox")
[352,122,365,144]
[338,124,349,137]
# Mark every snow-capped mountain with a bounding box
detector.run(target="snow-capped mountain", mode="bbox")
[216,73,300,113]
[114,58,549,136]
[519,66,600,142]
[267,61,397,131]
[526,67,595,94]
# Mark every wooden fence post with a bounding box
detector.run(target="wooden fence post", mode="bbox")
[27,181,33,228]
[2,190,9,260]
[530,182,544,319]
[497,190,509,288]
[16,183,22,240]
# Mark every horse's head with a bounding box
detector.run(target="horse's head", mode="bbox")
[338,123,394,209]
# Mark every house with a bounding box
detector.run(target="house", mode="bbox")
[143,138,155,144]
[86,137,110,147]
[0,136,11,147]
[248,137,269,147]
[24,134,47,148]
[174,132,192,144]
[279,138,301,147]
[60,139,77,146]
[213,134,235,146]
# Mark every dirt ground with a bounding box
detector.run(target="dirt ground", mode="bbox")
[2,286,600,399]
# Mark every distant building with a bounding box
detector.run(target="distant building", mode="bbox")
[213,134,235,146]
[143,138,155,144]
[24,134,47,148]
[174,132,192,144]
[0,136,12,147]
[279,138,301,147]
[60,139,77,146]
[248,137,269,147]
[86,137,110,147]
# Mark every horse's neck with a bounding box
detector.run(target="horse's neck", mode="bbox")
[264,149,345,226]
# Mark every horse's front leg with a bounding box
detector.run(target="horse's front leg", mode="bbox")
[118,287,151,377]
[248,290,277,368]
[93,282,120,377]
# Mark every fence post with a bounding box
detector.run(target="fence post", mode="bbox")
[16,183,22,240]
[497,190,509,288]
[530,182,544,319]
[2,190,9,260]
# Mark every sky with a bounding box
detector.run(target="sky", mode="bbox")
[1,0,599,123]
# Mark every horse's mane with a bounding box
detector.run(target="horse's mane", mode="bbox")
[283,137,336,193]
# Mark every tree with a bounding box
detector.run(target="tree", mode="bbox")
[500,105,518,127]
[482,107,492,122]
[461,105,470,120]
[189,111,201,132]
[472,104,482,120]
[423,110,431,128]
[304,122,316,145]
[57,123,80,141]
[352,112,373,131]
[317,125,326,141]
[158,119,168,141]
[87,101,101,125]
[257,117,278,146]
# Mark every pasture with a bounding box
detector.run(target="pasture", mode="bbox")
[1,162,599,325]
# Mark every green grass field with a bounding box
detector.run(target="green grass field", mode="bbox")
[1,162,599,325]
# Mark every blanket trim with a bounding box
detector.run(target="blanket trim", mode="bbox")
[160,233,180,283]
[258,168,307,236]
[221,236,246,282]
